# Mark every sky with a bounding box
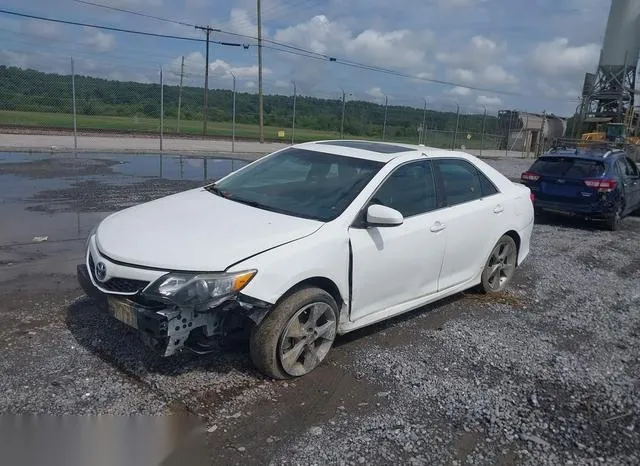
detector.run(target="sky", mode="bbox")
[0,0,616,116]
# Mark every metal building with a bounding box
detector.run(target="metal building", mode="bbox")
[497,110,567,154]
[582,0,640,124]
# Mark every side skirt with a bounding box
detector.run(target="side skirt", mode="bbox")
[337,277,480,335]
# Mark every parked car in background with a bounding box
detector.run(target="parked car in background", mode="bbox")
[521,147,640,230]
[78,140,534,379]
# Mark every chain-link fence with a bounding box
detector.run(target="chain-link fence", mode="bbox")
[0,56,543,157]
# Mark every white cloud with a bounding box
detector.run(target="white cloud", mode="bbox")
[215,8,266,38]
[274,15,433,70]
[482,65,518,85]
[476,95,503,106]
[210,59,270,79]
[0,50,28,68]
[20,20,60,40]
[367,87,386,99]
[437,35,505,69]
[470,35,497,52]
[438,35,518,87]
[447,86,472,97]
[416,71,434,79]
[530,38,600,76]
[437,0,487,8]
[168,53,271,81]
[345,29,428,69]
[105,0,162,5]
[83,30,116,52]
[449,68,475,83]
[245,81,256,89]
[447,65,517,86]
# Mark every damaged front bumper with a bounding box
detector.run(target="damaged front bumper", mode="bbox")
[77,264,272,357]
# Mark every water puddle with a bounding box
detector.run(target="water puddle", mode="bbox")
[0,152,250,248]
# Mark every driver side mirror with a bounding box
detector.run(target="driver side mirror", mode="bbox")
[366,204,404,227]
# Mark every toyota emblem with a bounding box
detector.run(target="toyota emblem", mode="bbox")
[95,261,107,282]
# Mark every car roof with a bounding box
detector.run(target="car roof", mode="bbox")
[541,147,625,161]
[293,139,472,163]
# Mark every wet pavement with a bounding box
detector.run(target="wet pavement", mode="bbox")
[1,151,639,466]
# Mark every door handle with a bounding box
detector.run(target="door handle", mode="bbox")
[493,205,504,214]
[430,222,446,232]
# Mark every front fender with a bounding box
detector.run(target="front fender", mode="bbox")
[226,228,350,312]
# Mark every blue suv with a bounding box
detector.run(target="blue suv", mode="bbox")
[520,148,640,230]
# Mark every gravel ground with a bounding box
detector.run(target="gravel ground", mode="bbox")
[0,151,638,465]
[271,217,640,465]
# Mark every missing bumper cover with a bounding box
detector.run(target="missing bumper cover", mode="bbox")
[77,264,273,357]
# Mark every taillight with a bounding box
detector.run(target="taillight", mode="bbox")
[530,192,535,202]
[521,171,540,182]
[584,179,617,192]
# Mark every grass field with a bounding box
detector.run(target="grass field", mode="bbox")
[0,110,502,150]
[0,110,342,142]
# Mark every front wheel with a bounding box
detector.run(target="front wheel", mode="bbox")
[479,235,518,293]
[249,287,338,379]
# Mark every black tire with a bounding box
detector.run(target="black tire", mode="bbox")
[606,202,624,231]
[249,287,338,380]
[479,235,518,294]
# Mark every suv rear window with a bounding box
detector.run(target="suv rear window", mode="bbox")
[530,157,606,178]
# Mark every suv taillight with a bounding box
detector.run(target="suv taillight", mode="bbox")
[521,171,540,182]
[584,179,617,192]
[530,192,535,202]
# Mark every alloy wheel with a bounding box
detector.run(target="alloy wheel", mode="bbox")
[278,302,337,377]
[484,238,518,291]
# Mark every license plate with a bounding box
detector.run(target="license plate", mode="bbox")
[108,297,138,329]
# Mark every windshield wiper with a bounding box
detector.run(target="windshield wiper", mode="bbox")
[230,197,318,219]
[204,184,227,198]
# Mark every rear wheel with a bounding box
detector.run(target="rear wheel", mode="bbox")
[479,235,518,293]
[249,287,338,379]
[606,202,624,231]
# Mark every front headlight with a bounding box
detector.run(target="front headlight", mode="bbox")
[143,270,257,309]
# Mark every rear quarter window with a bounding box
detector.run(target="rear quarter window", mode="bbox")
[531,157,606,178]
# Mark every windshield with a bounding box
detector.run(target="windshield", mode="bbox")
[213,148,384,221]
[530,157,606,178]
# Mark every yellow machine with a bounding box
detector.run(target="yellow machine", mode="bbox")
[579,108,640,146]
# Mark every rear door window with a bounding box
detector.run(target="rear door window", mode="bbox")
[623,157,639,177]
[436,159,485,206]
[530,157,606,178]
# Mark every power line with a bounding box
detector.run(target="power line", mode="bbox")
[0,9,248,48]
[0,7,578,102]
[52,2,550,99]
[72,0,194,28]
[0,8,203,42]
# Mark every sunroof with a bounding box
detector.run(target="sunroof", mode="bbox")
[316,140,410,154]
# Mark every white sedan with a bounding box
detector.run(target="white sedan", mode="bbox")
[77,140,534,379]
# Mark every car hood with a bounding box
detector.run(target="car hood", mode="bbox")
[95,187,323,271]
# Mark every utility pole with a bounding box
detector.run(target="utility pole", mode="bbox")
[70,57,77,152]
[382,95,388,141]
[340,89,346,139]
[232,73,236,153]
[160,67,164,152]
[257,0,264,143]
[452,103,460,149]
[177,55,184,134]
[291,81,297,144]
[480,105,487,156]
[420,98,427,145]
[195,25,220,137]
